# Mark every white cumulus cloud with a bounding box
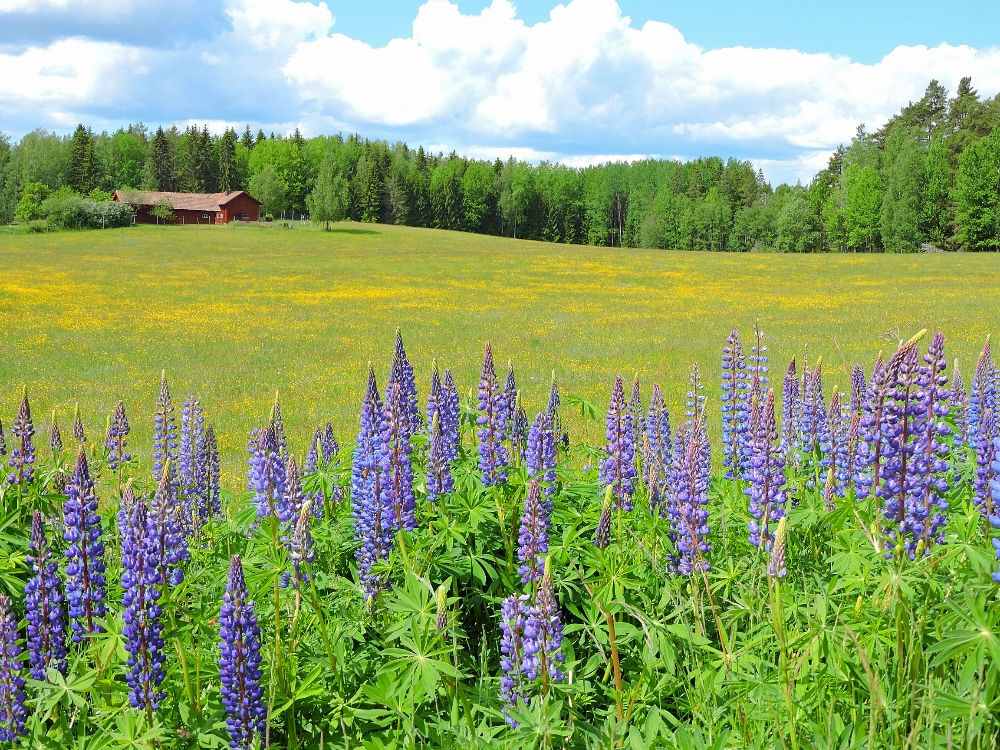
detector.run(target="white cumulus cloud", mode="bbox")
[283,0,1000,181]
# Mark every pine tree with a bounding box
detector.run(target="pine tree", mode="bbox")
[68,124,95,194]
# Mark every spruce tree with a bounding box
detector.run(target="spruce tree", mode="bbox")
[147,127,175,192]
[219,130,238,192]
[68,124,95,194]
[242,125,254,150]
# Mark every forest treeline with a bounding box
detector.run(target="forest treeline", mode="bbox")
[1,76,999,250]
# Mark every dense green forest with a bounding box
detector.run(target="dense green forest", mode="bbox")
[2,76,999,250]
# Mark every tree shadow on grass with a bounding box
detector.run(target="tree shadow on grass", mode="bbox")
[327,227,379,236]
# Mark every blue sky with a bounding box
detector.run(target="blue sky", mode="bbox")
[1,0,999,183]
[329,0,1000,65]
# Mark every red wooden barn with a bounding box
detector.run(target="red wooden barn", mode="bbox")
[113,190,261,224]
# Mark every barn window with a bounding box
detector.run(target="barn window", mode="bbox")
[201,214,209,219]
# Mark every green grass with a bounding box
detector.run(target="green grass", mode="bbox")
[2,222,999,482]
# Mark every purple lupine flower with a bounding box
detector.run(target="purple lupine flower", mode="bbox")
[501,360,518,435]
[628,375,646,456]
[352,366,393,599]
[880,343,922,552]
[477,342,510,486]
[851,364,867,415]
[426,413,454,502]
[71,404,85,445]
[856,352,893,501]
[121,494,166,711]
[951,360,969,453]
[801,362,831,454]
[49,412,63,455]
[644,383,672,491]
[750,320,769,386]
[7,391,35,485]
[63,447,106,641]
[780,358,800,453]
[321,421,338,462]
[426,359,442,431]
[249,424,287,521]
[599,375,637,511]
[441,370,461,463]
[153,371,178,485]
[384,382,417,532]
[25,511,66,681]
[0,417,5,456]
[388,328,421,436]
[279,457,313,589]
[271,392,288,460]
[683,364,711,473]
[522,558,565,685]
[976,409,998,516]
[967,340,996,451]
[748,373,763,444]
[547,372,568,451]
[526,413,557,500]
[106,401,131,471]
[0,595,26,742]
[198,425,221,520]
[149,467,188,587]
[666,413,712,572]
[304,428,326,519]
[179,397,205,534]
[499,593,530,726]
[510,395,529,465]
[990,435,1000,582]
[517,480,549,585]
[745,390,787,549]
[842,412,861,498]
[219,555,267,750]
[721,328,750,480]
[902,332,951,558]
[828,390,848,497]
[593,487,613,549]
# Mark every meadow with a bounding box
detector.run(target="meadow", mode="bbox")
[1,223,1000,748]
[1,222,999,481]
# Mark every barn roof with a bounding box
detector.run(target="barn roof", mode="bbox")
[113,190,261,211]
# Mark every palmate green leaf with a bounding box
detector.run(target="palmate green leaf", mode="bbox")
[28,661,98,715]
[106,713,167,750]
[927,589,1000,670]
[383,620,460,703]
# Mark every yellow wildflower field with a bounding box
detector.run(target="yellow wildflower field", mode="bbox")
[2,222,998,485]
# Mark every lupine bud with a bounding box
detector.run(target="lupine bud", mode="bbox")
[426,413,453,502]
[106,400,132,471]
[153,371,178,485]
[502,360,518,435]
[435,585,448,632]
[72,403,85,444]
[7,390,35,485]
[593,485,614,549]
[49,412,63,454]
[780,358,799,453]
[767,517,788,578]
[179,396,205,532]
[526,412,557,502]
[149,462,188,587]
[271,390,288,460]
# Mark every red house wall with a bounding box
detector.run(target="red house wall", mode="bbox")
[220,193,261,222]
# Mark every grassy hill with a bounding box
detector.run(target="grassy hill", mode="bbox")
[2,222,999,482]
